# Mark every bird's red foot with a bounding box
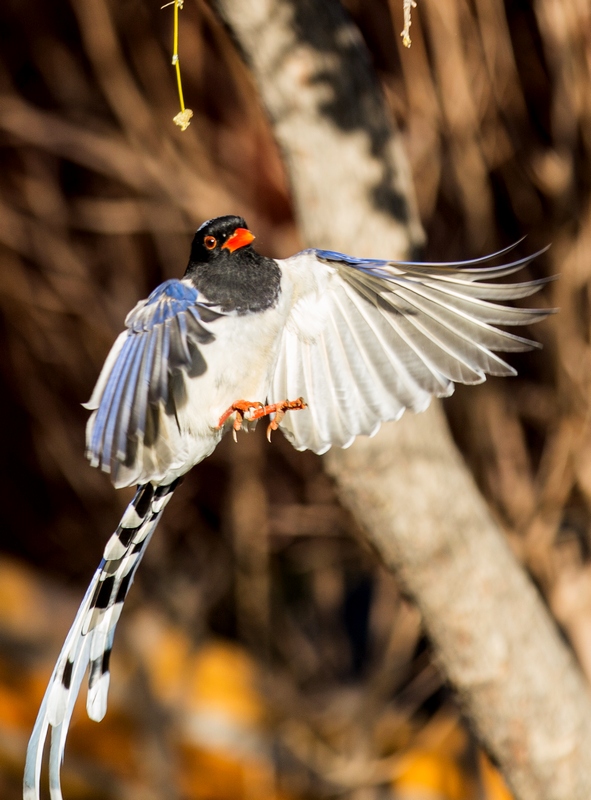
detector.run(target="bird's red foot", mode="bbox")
[218,400,265,438]
[218,397,307,442]
[248,397,307,441]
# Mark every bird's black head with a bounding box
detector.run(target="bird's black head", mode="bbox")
[184,215,280,314]
[189,215,255,265]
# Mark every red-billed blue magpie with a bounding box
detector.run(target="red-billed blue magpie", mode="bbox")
[25,215,552,799]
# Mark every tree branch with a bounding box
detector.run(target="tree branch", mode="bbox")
[213,1,591,797]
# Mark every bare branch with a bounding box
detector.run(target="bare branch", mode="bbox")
[213,1,591,797]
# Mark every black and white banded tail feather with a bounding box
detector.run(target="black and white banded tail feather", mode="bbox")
[24,479,180,800]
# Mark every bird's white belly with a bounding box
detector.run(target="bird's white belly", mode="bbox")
[172,306,286,474]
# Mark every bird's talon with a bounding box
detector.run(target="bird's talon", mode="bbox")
[266,419,277,442]
[218,400,264,430]
[220,397,307,440]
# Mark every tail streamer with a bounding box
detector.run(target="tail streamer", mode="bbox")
[24,478,181,800]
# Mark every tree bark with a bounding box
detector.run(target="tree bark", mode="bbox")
[213,1,591,797]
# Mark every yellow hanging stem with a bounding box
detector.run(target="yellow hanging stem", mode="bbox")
[163,0,193,130]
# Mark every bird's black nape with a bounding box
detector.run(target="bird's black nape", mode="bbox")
[188,215,251,264]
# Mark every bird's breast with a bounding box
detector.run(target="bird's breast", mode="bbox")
[179,298,291,437]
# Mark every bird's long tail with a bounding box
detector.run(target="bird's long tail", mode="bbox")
[24,478,181,800]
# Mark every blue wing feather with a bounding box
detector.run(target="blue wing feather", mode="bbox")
[129,329,159,439]
[177,313,191,363]
[86,279,222,478]
[312,245,552,287]
[127,279,198,330]
[102,335,144,467]
[89,335,136,465]
[159,322,171,406]
[147,325,165,405]
[114,336,148,461]
[312,240,529,270]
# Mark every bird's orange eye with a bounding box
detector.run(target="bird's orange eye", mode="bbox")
[204,235,217,250]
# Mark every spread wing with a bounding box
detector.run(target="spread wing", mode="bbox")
[85,279,223,485]
[271,245,553,454]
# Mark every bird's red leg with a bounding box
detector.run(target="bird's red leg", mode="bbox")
[247,397,307,441]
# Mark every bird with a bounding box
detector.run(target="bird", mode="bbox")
[24,214,552,799]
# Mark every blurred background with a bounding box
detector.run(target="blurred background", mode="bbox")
[0,0,589,797]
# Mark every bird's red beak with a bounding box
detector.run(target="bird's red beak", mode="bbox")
[222,227,255,253]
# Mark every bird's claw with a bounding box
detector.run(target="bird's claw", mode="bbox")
[257,398,307,441]
[218,397,307,441]
[218,400,264,436]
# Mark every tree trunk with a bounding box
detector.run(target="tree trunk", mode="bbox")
[213,1,591,797]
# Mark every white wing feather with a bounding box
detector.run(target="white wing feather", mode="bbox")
[272,248,551,453]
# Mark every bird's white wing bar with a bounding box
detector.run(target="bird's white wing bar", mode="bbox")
[84,279,224,484]
[272,247,553,454]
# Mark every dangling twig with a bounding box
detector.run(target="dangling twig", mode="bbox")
[401,0,417,48]
[162,0,193,130]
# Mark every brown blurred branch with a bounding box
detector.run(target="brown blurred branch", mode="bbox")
[213,1,591,798]
[0,95,231,212]
[215,0,424,257]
